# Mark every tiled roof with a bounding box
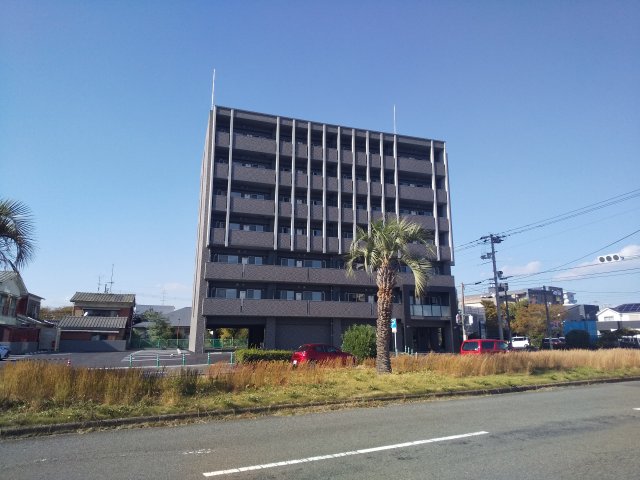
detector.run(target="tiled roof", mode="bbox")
[57,316,128,330]
[70,292,136,304]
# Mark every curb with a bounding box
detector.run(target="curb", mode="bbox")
[2,376,639,439]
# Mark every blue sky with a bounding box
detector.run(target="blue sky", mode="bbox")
[1,1,638,308]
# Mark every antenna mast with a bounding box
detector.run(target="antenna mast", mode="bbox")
[106,264,115,294]
[393,104,397,134]
[211,69,216,110]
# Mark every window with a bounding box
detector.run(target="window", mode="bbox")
[312,228,323,237]
[344,293,374,303]
[214,288,237,299]
[229,222,266,232]
[240,289,262,299]
[295,227,307,235]
[302,291,324,301]
[278,290,296,300]
[279,226,291,234]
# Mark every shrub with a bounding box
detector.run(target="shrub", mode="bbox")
[342,324,376,361]
[235,349,292,363]
[598,331,620,349]
[565,329,592,349]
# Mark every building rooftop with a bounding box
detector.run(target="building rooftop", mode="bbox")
[57,316,129,330]
[613,303,640,313]
[70,292,136,304]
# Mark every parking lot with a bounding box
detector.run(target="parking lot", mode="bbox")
[0,349,232,370]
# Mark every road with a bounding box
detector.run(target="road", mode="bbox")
[1,381,639,479]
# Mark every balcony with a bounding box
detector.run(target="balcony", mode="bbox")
[242,299,308,316]
[215,131,230,147]
[204,262,243,280]
[355,179,368,196]
[245,264,309,282]
[213,163,229,178]
[234,133,276,154]
[355,151,367,167]
[398,185,435,203]
[228,230,273,248]
[233,165,276,185]
[309,301,376,318]
[398,156,430,174]
[230,197,275,217]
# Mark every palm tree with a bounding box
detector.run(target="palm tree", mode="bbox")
[345,216,433,374]
[0,198,35,271]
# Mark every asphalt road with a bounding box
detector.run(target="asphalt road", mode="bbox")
[1,381,639,479]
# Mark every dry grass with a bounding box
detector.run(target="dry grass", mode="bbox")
[1,350,639,428]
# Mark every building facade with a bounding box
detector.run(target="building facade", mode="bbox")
[189,106,457,353]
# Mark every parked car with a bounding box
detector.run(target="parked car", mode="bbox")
[291,344,356,365]
[540,337,567,350]
[510,336,530,350]
[460,339,510,355]
[0,345,10,360]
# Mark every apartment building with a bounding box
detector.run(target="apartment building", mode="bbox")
[189,106,457,353]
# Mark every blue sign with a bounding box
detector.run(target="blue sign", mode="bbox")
[390,318,397,330]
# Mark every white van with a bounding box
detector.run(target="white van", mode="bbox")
[511,336,530,349]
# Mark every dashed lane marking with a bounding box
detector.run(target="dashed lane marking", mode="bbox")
[202,431,489,477]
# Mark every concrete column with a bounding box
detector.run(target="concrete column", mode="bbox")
[331,318,342,347]
[264,317,277,349]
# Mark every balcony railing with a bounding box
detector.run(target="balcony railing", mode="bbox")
[410,304,452,318]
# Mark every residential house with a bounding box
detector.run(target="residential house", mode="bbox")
[55,292,136,352]
[596,303,640,331]
[0,271,52,353]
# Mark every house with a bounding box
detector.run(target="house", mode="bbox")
[0,270,53,353]
[190,105,457,353]
[54,292,136,352]
[596,303,640,331]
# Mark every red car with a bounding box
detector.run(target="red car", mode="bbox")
[460,339,510,355]
[291,344,356,365]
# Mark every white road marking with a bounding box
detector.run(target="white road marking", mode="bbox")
[202,431,489,477]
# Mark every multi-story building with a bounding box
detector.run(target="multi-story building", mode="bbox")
[189,106,457,353]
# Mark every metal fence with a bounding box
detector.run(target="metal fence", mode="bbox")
[129,338,249,350]
[205,338,249,349]
[130,338,190,350]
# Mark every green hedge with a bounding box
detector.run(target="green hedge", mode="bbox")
[235,348,293,363]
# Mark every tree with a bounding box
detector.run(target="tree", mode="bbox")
[40,306,73,320]
[510,300,566,345]
[481,300,498,332]
[143,310,173,343]
[345,216,433,374]
[0,198,35,271]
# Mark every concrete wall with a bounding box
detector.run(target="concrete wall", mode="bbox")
[59,340,127,352]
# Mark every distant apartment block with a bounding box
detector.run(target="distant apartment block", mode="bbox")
[189,106,457,353]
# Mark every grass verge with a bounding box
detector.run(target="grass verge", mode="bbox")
[1,349,639,429]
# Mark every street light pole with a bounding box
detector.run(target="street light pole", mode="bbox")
[543,286,553,350]
[460,282,467,341]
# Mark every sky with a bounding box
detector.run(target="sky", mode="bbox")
[1,1,639,309]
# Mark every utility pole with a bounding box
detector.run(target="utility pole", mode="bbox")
[481,234,505,340]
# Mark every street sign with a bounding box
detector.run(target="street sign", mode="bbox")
[390,318,397,332]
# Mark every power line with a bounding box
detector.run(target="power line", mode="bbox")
[454,187,640,252]
[505,227,640,282]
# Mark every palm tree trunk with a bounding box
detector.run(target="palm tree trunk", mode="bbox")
[376,264,395,374]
